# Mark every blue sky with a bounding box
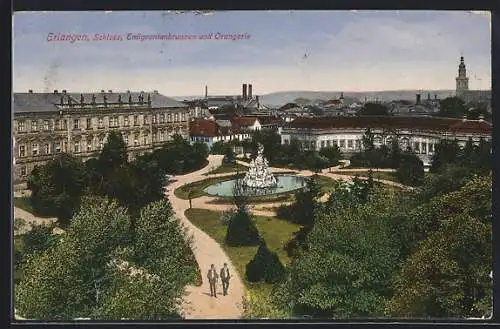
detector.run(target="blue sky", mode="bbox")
[13,11,491,96]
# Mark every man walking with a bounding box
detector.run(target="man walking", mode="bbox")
[220,262,231,296]
[207,264,219,298]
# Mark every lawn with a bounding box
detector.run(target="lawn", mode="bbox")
[174,174,244,200]
[184,208,300,317]
[204,163,249,175]
[314,175,340,194]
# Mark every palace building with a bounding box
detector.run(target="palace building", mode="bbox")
[280,116,492,168]
[13,89,190,184]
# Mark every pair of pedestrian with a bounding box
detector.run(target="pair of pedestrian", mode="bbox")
[207,263,231,298]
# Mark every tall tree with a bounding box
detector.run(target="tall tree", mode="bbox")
[96,131,128,179]
[28,153,86,227]
[430,139,461,173]
[438,97,467,118]
[359,103,389,116]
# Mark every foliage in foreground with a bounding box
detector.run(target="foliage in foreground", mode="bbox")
[16,197,196,320]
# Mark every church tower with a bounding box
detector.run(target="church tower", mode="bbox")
[455,56,469,99]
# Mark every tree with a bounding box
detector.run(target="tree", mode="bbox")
[438,97,467,118]
[274,188,402,318]
[319,146,341,167]
[396,152,424,187]
[16,197,132,320]
[28,153,86,227]
[362,128,375,151]
[21,224,59,257]
[246,241,285,283]
[387,176,492,318]
[96,131,128,179]
[309,106,324,116]
[430,139,461,173]
[359,103,389,116]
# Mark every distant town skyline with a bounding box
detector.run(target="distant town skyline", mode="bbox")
[13,10,491,96]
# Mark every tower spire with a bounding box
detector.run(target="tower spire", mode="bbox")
[456,55,469,99]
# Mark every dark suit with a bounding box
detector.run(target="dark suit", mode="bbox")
[207,268,218,297]
[220,267,231,296]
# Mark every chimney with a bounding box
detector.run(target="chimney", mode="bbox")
[427,93,431,100]
[242,84,247,100]
[108,90,112,93]
[248,84,253,99]
[62,89,67,94]
[101,90,105,93]
[54,90,58,94]
[205,85,208,98]
[256,95,260,107]
[28,89,33,93]
[153,90,158,94]
[416,94,421,105]
[434,94,437,100]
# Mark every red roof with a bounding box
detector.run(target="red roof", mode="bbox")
[287,116,491,135]
[231,116,258,127]
[257,115,283,125]
[189,119,219,137]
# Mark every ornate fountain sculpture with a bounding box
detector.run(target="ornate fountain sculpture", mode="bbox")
[242,143,278,189]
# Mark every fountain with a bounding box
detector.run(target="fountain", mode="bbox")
[204,143,306,197]
[242,143,278,188]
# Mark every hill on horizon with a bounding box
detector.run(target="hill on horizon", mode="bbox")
[172,90,459,107]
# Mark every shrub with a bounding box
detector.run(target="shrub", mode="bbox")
[246,242,286,284]
[225,207,260,246]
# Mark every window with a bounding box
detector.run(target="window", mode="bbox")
[339,140,345,148]
[73,119,79,130]
[18,121,25,132]
[87,118,92,129]
[63,120,68,130]
[321,140,325,148]
[347,140,353,148]
[123,134,129,145]
[355,140,361,149]
[421,142,427,154]
[167,113,172,122]
[20,166,27,177]
[152,114,157,124]
[429,143,434,153]
[54,142,61,153]
[142,134,148,145]
[326,140,331,147]
[62,141,67,152]
[31,120,38,131]
[19,145,26,157]
[99,137,104,149]
[160,114,165,123]
[152,132,157,142]
[134,115,139,126]
[144,115,148,125]
[124,116,129,126]
[134,134,139,146]
[43,120,49,131]
[32,143,39,156]
[44,143,50,154]
[413,142,420,153]
[159,130,164,141]
[87,140,92,152]
[74,141,80,153]
[175,113,179,122]
[55,119,61,130]
[98,117,104,128]
[181,113,186,121]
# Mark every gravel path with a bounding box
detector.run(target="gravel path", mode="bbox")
[13,207,57,236]
[167,155,246,319]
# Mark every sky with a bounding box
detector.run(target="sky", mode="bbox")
[12,10,491,96]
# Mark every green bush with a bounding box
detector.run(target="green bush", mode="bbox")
[246,242,286,284]
[225,207,260,246]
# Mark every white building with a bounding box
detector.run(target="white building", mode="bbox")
[280,116,492,168]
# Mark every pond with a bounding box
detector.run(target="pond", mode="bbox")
[204,174,307,197]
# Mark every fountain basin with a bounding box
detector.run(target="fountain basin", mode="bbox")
[204,174,307,197]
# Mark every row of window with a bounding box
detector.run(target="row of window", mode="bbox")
[16,112,187,132]
[16,128,187,158]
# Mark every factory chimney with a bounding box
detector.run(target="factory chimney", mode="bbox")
[205,85,208,99]
[242,84,247,100]
[416,93,421,105]
[248,84,253,99]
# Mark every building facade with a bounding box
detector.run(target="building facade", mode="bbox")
[13,90,190,184]
[280,116,492,168]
